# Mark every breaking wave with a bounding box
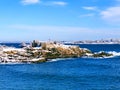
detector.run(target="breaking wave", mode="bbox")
[108,51,120,57]
[48,58,75,62]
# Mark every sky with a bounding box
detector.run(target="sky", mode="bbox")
[0,0,120,42]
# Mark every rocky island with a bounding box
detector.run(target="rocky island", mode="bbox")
[0,40,113,64]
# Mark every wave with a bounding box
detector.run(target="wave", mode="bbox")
[107,51,120,56]
[47,58,74,62]
[49,51,120,62]
[0,62,24,65]
[83,51,120,59]
[96,51,120,58]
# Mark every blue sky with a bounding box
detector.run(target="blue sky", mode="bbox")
[0,0,120,41]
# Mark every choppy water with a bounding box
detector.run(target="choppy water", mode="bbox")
[0,44,120,90]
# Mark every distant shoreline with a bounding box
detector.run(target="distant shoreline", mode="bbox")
[65,43,120,45]
[0,42,120,45]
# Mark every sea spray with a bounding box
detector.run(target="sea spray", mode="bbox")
[108,51,120,56]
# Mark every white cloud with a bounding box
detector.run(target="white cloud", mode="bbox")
[51,1,67,6]
[44,1,67,6]
[21,0,67,6]
[82,6,97,11]
[79,13,95,17]
[101,6,120,22]
[21,0,40,5]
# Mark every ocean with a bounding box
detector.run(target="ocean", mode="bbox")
[0,43,120,90]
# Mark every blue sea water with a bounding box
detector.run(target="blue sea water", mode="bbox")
[0,43,22,48]
[0,44,120,90]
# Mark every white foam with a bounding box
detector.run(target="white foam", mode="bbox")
[48,58,74,62]
[0,62,23,65]
[83,51,120,59]
[108,51,120,56]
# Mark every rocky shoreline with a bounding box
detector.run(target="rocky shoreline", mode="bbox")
[0,41,113,64]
